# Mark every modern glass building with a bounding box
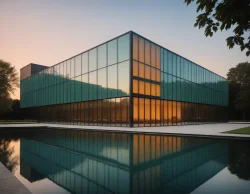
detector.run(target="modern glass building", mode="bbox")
[20,31,228,127]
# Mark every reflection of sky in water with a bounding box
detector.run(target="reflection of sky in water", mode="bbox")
[2,131,250,194]
[10,141,70,194]
[192,168,250,194]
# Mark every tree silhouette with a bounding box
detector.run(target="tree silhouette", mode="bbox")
[0,137,19,172]
[185,0,250,56]
[228,140,250,180]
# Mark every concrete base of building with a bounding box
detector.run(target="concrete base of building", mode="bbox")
[0,162,32,194]
[1,123,250,139]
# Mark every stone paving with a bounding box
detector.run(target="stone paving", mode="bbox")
[0,163,31,194]
[1,123,250,139]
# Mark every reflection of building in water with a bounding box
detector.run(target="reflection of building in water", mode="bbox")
[20,130,228,194]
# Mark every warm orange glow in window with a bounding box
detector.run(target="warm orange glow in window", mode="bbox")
[133,80,138,93]
[167,101,172,124]
[163,100,168,125]
[139,81,145,95]
[139,37,144,63]
[139,63,144,78]
[151,67,156,81]
[145,41,151,65]
[133,134,138,165]
[133,61,138,77]
[156,100,160,125]
[156,46,160,69]
[133,35,138,60]
[139,135,145,163]
[173,101,177,125]
[151,99,156,125]
[151,83,156,96]
[145,82,150,95]
[156,84,160,97]
[156,69,160,82]
[145,65,150,80]
[133,97,139,121]
[151,43,156,67]
[139,98,144,125]
[177,102,182,125]
[145,99,150,125]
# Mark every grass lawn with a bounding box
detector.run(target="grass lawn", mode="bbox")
[224,126,250,135]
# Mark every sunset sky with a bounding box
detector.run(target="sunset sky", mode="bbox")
[1,0,249,99]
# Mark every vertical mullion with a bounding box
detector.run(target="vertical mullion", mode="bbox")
[129,31,133,127]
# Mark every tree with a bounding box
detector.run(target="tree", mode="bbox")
[227,62,250,120]
[235,90,250,120]
[185,0,250,56]
[0,59,19,99]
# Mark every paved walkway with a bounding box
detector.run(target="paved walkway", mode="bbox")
[1,123,250,139]
[0,163,31,194]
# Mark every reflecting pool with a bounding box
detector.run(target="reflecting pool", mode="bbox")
[0,129,250,194]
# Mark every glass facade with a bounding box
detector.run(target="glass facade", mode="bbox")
[20,31,228,127]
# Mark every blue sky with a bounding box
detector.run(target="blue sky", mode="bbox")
[0,0,249,98]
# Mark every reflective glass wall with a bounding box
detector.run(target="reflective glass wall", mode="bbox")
[21,32,130,126]
[21,31,228,127]
[132,32,228,127]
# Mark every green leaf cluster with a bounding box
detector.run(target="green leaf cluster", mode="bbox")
[185,0,250,56]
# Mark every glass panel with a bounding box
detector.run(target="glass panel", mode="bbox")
[151,43,156,67]
[108,39,117,66]
[98,44,107,69]
[108,64,117,98]
[66,60,70,78]
[139,63,144,78]
[151,83,156,96]
[121,97,129,126]
[145,65,150,80]
[89,71,97,100]
[167,101,172,125]
[139,98,145,126]
[145,40,151,65]
[81,74,88,101]
[156,69,160,82]
[151,99,156,126]
[173,101,177,125]
[151,67,156,81]
[89,48,97,72]
[145,98,150,126]
[133,61,139,77]
[156,84,160,97]
[133,80,138,94]
[97,68,107,99]
[75,55,81,77]
[118,33,129,62]
[82,52,88,74]
[145,82,150,95]
[156,46,160,69]
[118,60,129,96]
[139,81,145,95]
[156,100,160,125]
[70,58,75,78]
[133,97,139,126]
[133,34,138,60]
[139,37,144,63]
[75,76,81,102]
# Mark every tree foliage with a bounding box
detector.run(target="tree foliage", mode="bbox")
[227,62,250,120]
[185,0,250,56]
[0,59,19,99]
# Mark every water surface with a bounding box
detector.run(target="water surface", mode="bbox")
[0,129,250,194]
